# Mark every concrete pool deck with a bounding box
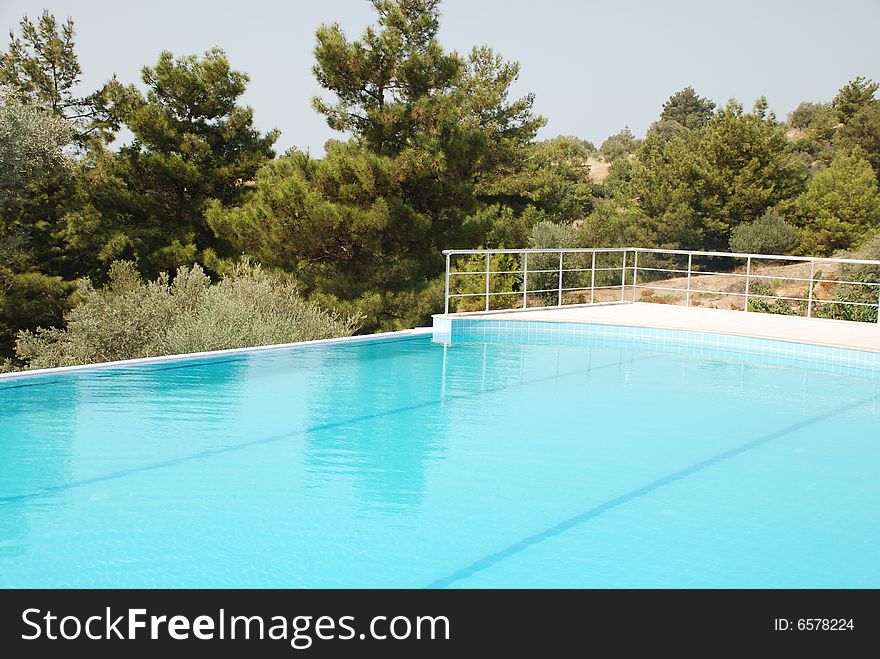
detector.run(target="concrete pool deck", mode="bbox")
[446,302,880,353]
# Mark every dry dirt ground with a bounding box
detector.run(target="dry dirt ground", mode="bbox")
[587,157,611,184]
[498,261,853,313]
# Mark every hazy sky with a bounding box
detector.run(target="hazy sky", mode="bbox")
[2,0,878,154]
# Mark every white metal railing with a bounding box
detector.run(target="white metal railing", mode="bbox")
[441,247,880,323]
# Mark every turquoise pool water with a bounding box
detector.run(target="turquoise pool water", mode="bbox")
[1,330,878,588]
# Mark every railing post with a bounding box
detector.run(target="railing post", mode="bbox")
[620,250,627,302]
[522,252,528,309]
[444,252,450,314]
[484,252,490,312]
[557,251,564,307]
[744,256,752,312]
[876,283,879,324]
[685,253,693,307]
[807,260,815,318]
[590,251,596,304]
[631,250,639,302]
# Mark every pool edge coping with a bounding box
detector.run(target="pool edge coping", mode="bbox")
[0,327,433,382]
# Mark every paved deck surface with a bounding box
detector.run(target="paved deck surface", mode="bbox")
[451,302,880,352]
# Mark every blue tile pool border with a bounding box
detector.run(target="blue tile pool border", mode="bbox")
[432,316,880,378]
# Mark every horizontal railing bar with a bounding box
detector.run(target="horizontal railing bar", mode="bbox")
[633,267,691,275]
[643,275,879,290]
[449,287,617,296]
[634,285,743,298]
[449,284,880,300]
[450,266,632,276]
[634,284,879,308]
[691,269,753,278]
[450,269,561,276]
[631,285,690,295]
[443,247,880,267]
[635,286,793,300]
[746,274,880,288]
[451,292,876,308]
[454,269,880,289]
[637,269,813,283]
[812,299,880,308]
[449,270,511,276]
[450,285,630,297]
[562,285,621,292]
[746,273,817,282]
[562,267,623,273]
[444,248,626,256]
[448,291,522,298]
[738,293,806,303]
[632,248,880,266]
[811,279,880,288]
[663,269,817,281]
[451,292,877,306]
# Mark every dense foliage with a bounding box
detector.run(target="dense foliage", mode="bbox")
[0,101,72,196]
[9,261,359,370]
[660,86,716,129]
[2,1,879,369]
[793,151,880,255]
[626,99,807,251]
[598,127,639,162]
[207,0,574,330]
[729,209,799,255]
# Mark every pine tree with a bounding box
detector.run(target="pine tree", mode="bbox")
[0,11,112,145]
[632,100,806,250]
[82,48,278,276]
[836,101,880,180]
[211,0,545,330]
[795,151,880,255]
[660,86,716,129]
[832,76,878,124]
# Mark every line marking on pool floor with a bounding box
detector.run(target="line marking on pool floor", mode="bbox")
[0,352,662,505]
[424,396,872,589]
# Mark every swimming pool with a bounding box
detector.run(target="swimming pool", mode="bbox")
[1,323,878,588]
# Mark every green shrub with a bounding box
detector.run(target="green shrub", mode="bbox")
[598,127,639,162]
[837,234,880,283]
[832,76,878,124]
[12,261,360,370]
[645,119,687,143]
[581,199,651,249]
[813,235,880,323]
[747,281,802,316]
[660,87,716,129]
[806,104,839,142]
[528,220,591,303]
[0,271,73,358]
[835,102,880,180]
[0,101,72,199]
[729,210,799,255]
[790,137,827,160]
[446,252,522,312]
[794,151,880,255]
[787,102,825,129]
[813,285,878,323]
[601,157,635,197]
